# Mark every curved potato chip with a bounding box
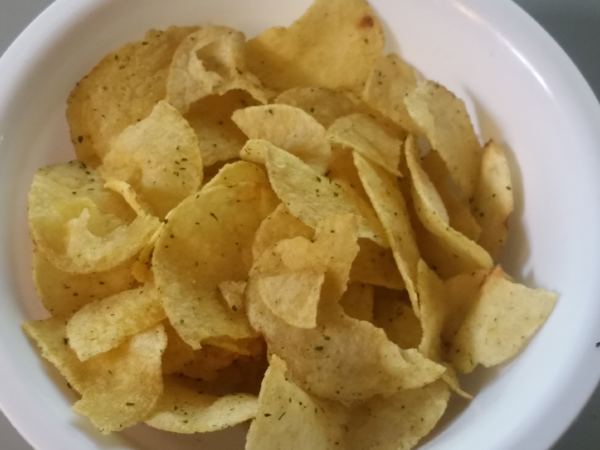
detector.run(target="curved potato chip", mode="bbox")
[339,283,374,322]
[349,239,405,290]
[218,280,247,314]
[167,26,270,113]
[104,179,150,217]
[233,104,331,175]
[203,160,268,191]
[373,287,422,350]
[162,321,195,375]
[362,53,420,134]
[100,100,203,219]
[416,259,447,361]
[67,26,198,166]
[404,81,482,197]
[275,86,362,128]
[327,113,402,176]
[245,0,384,93]
[153,182,278,349]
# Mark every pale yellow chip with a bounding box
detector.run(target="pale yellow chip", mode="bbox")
[185,90,259,167]
[327,113,403,176]
[166,26,271,113]
[172,345,238,380]
[33,250,138,316]
[146,376,258,433]
[252,203,314,262]
[275,86,362,128]
[353,152,421,314]
[471,140,514,259]
[421,150,482,241]
[450,266,557,373]
[103,179,150,217]
[362,53,420,134]
[404,81,482,197]
[339,283,374,322]
[162,320,195,375]
[246,237,445,402]
[153,182,278,349]
[372,287,422,350]
[218,280,247,314]
[349,239,405,290]
[100,100,203,219]
[406,136,493,277]
[233,104,332,175]
[249,139,387,246]
[67,26,198,166]
[245,0,384,94]
[416,259,447,361]
[66,284,166,360]
[203,160,269,191]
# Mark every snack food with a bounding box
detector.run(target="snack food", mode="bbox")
[23,0,557,447]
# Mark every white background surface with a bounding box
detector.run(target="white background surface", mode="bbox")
[0,0,599,449]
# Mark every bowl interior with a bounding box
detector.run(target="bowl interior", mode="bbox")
[2,0,600,449]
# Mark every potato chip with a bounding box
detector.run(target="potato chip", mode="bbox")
[162,321,195,375]
[372,287,422,350]
[173,345,238,380]
[250,139,387,246]
[471,141,514,259]
[66,285,166,360]
[252,203,314,261]
[67,26,197,166]
[72,325,167,433]
[339,283,374,322]
[406,136,493,276]
[327,113,403,176]
[450,266,557,373]
[153,182,278,349]
[246,237,445,402]
[218,280,247,314]
[100,100,203,219]
[349,239,405,290]
[275,86,362,128]
[404,81,482,198]
[353,152,421,314]
[416,259,447,361]
[202,160,268,191]
[421,150,482,241]
[233,104,331,175]
[103,179,150,217]
[33,250,138,316]
[362,53,420,135]
[167,26,271,113]
[146,376,258,433]
[185,90,259,167]
[245,0,384,94]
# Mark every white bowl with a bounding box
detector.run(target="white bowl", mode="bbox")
[2,0,600,449]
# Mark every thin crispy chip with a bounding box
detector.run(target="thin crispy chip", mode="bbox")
[404,81,482,197]
[339,283,374,322]
[33,250,137,316]
[218,280,247,314]
[103,179,150,217]
[162,321,195,375]
[166,26,270,113]
[416,260,447,361]
[100,100,203,219]
[349,239,405,290]
[67,26,197,166]
[450,266,557,373]
[66,285,166,360]
[146,376,257,433]
[245,0,384,94]
[275,87,362,128]
[471,141,514,259]
[362,53,420,134]
[173,345,238,380]
[233,104,331,175]
[353,152,421,314]
[327,113,402,176]
[203,160,268,191]
[372,287,422,349]
[406,136,492,276]
[153,182,278,349]
[185,90,258,167]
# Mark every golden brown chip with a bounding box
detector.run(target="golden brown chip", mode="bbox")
[339,283,374,322]
[327,113,403,176]
[166,26,271,113]
[349,239,405,290]
[67,26,197,166]
[233,104,331,174]
[372,287,422,350]
[362,53,420,134]
[450,266,557,373]
[275,86,362,128]
[245,0,384,94]
[153,182,278,349]
[471,140,514,259]
[66,285,166,360]
[146,376,258,433]
[404,81,482,197]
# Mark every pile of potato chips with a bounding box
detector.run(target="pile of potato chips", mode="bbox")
[23,0,557,447]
